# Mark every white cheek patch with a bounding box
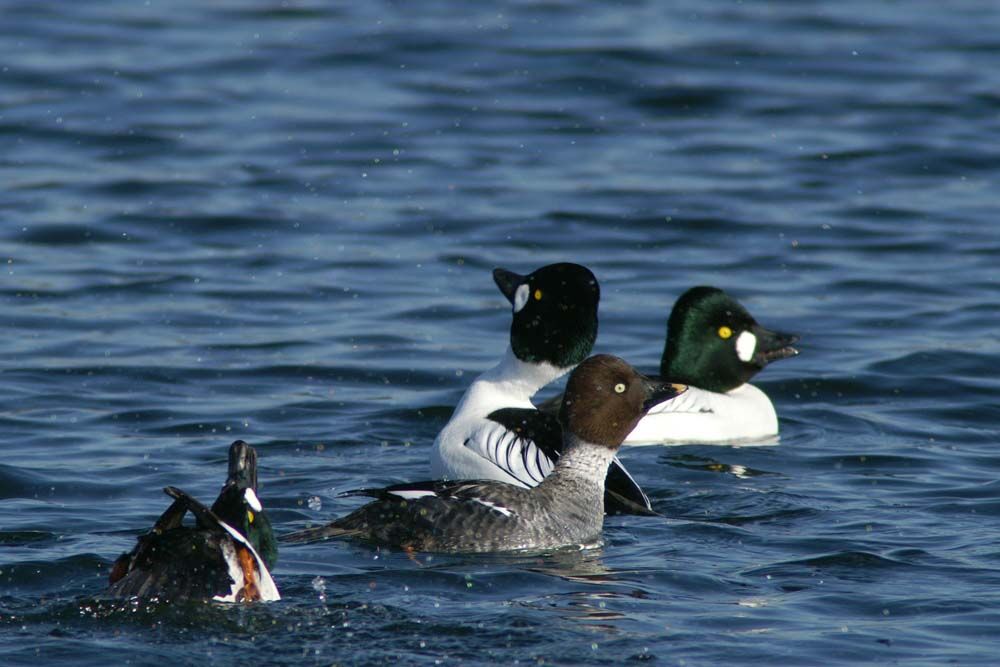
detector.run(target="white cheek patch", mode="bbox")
[735,331,757,363]
[512,284,530,313]
[244,488,263,512]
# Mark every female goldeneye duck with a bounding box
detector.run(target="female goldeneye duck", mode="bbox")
[429,262,653,515]
[624,286,799,445]
[108,440,280,602]
[281,355,685,554]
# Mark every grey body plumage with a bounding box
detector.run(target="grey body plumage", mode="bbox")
[282,356,685,553]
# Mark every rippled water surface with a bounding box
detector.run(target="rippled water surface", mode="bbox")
[2,1,999,665]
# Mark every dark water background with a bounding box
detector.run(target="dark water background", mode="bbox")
[2,1,999,665]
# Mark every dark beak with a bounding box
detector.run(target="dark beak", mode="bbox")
[751,324,799,367]
[492,267,527,305]
[226,440,258,491]
[642,378,687,413]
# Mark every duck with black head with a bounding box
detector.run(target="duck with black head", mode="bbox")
[429,262,654,514]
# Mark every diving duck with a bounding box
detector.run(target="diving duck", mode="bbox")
[108,440,279,602]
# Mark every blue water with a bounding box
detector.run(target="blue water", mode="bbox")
[2,1,999,664]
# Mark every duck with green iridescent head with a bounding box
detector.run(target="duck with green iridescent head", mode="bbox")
[624,286,799,445]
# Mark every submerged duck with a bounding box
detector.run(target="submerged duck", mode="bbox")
[108,440,280,602]
[625,286,799,444]
[282,355,684,553]
[429,262,652,514]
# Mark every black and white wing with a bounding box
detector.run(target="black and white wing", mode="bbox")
[162,486,279,602]
[458,408,562,488]
[108,487,279,602]
[341,478,497,501]
[473,408,654,515]
[281,478,524,549]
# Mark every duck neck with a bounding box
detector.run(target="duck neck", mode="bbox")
[542,435,615,495]
[536,435,615,533]
[553,435,616,477]
[478,346,570,402]
[660,335,692,381]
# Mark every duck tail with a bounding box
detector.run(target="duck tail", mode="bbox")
[604,457,657,516]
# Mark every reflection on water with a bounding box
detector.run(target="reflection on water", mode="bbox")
[660,452,776,479]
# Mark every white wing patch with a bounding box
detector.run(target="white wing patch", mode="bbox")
[471,498,516,518]
[463,421,555,488]
[388,489,438,500]
[736,331,757,363]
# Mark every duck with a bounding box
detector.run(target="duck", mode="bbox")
[107,440,280,602]
[428,262,652,514]
[624,286,799,444]
[281,355,685,553]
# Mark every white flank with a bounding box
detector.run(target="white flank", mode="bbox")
[624,384,780,445]
[735,331,757,363]
[213,540,245,603]
[472,498,515,517]
[388,489,438,500]
[512,283,530,313]
[244,487,263,512]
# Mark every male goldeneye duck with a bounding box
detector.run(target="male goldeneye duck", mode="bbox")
[428,262,653,514]
[281,355,685,553]
[108,440,280,602]
[625,286,799,445]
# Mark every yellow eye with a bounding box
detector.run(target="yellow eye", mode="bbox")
[718,326,732,339]
[614,383,626,393]
[247,510,255,524]
[534,289,543,301]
